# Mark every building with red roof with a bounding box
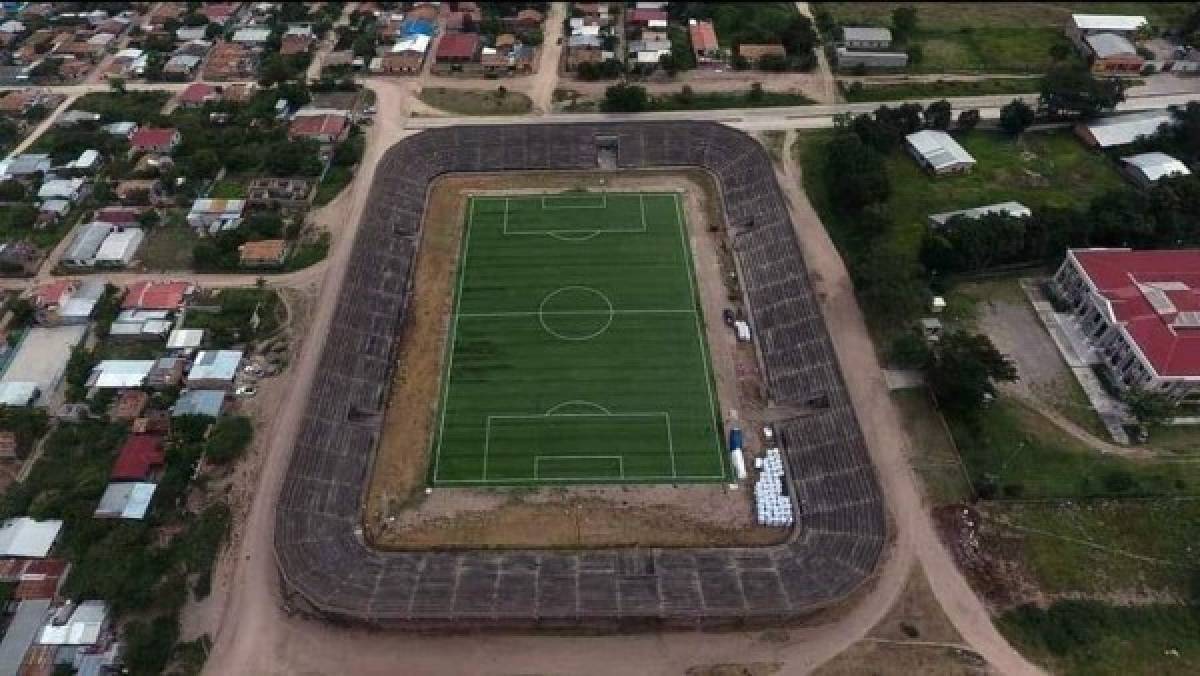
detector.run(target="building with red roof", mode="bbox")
[200,2,240,25]
[178,82,218,108]
[121,280,194,310]
[436,32,480,63]
[1054,248,1200,402]
[111,434,165,481]
[628,9,667,26]
[287,114,350,143]
[688,19,720,65]
[130,127,180,154]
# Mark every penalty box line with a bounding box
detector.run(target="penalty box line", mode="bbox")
[482,411,674,481]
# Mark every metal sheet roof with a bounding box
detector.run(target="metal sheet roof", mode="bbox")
[172,389,226,417]
[0,381,38,406]
[88,360,154,389]
[1072,14,1147,31]
[37,601,107,645]
[1083,111,1172,148]
[905,130,976,170]
[167,329,204,349]
[0,600,51,674]
[188,350,243,383]
[843,26,892,43]
[1122,152,1191,182]
[1086,32,1137,58]
[929,201,1032,226]
[94,483,155,520]
[0,518,62,557]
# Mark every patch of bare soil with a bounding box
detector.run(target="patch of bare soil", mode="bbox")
[685,663,784,676]
[364,169,785,549]
[932,505,1039,610]
[869,566,964,644]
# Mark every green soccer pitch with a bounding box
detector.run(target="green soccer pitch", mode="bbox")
[428,192,728,486]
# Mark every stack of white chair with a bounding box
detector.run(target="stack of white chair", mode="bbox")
[754,448,794,527]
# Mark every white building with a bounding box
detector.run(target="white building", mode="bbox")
[904,130,976,175]
[187,198,246,234]
[0,517,62,557]
[1076,111,1171,148]
[1052,248,1200,403]
[86,360,155,389]
[1120,152,1191,188]
[93,227,143,266]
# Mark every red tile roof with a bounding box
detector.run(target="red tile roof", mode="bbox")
[1072,248,1200,377]
[689,20,718,52]
[179,82,217,104]
[288,114,348,139]
[111,434,165,480]
[130,127,178,150]
[629,9,667,23]
[436,32,480,60]
[33,279,72,308]
[121,280,193,310]
[0,558,68,600]
[95,206,143,225]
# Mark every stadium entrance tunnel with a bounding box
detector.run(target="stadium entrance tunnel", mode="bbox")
[274,122,887,630]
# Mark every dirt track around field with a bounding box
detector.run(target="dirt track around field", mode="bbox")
[364,170,784,550]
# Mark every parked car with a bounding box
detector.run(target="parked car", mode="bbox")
[235,385,257,398]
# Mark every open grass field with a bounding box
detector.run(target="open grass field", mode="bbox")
[418,87,533,116]
[821,2,1191,73]
[429,193,726,486]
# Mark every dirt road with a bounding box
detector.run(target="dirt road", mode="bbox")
[529,2,566,113]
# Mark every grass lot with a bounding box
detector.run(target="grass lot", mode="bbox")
[209,180,247,199]
[314,166,352,206]
[418,87,533,115]
[285,232,329,271]
[0,206,70,250]
[184,289,281,347]
[430,193,725,486]
[139,226,198,271]
[987,499,1200,596]
[797,128,1126,278]
[947,397,1200,499]
[822,2,1191,73]
[891,389,973,504]
[999,601,1200,676]
[649,89,814,111]
[838,77,1040,103]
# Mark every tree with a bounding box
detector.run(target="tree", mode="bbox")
[850,242,928,326]
[205,416,253,464]
[906,43,924,66]
[1039,64,1125,119]
[601,83,649,113]
[108,77,126,94]
[823,131,890,213]
[924,99,953,130]
[891,6,919,43]
[0,180,25,201]
[748,82,765,103]
[678,85,695,104]
[957,109,981,131]
[1124,387,1174,425]
[927,331,1017,416]
[999,99,1036,135]
[658,52,678,77]
[187,149,220,178]
[1049,42,1072,62]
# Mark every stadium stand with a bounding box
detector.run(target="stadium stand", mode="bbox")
[274,122,887,629]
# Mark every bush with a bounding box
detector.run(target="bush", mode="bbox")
[123,616,180,676]
[205,416,253,464]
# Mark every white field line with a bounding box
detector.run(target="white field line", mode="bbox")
[457,308,694,318]
[674,194,727,479]
[534,455,624,480]
[430,198,475,483]
[540,193,608,209]
[487,412,669,482]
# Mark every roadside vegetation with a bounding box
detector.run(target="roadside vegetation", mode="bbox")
[838,77,1040,103]
[418,87,533,115]
[601,83,813,113]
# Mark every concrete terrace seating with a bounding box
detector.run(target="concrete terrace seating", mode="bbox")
[274,122,887,629]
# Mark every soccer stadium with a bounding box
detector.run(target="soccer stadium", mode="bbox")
[274,122,887,629]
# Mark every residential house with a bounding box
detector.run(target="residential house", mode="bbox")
[433,32,480,73]
[231,27,271,46]
[94,206,143,225]
[177,82,219,108]
[246,177,314,208]
[63,148,101,174]
[87,360,154,388]
[61,222,111,266]
[144,2,185,32]
[171,389,226,418]
[111,389,149,422]
[1052,248,1200,403]
[92,227,143,267]
[1120,152,1191,188]
[55,110,100,127]
[203,41,257,80]
[163,53,203,79]
[94,482,156,519]
[199,2,240,25]
[146,356,187,389]
[836,46,908,70]
[186,350,243,390]
[166,329,204,352]
[34,278,103,325]
[129,127,180,154]
[0,242,38,276]
[115,179,164,205]
[842,26,893,50]
[110,435,164,481]
[1068,14,1147,51]
[1075,111,1172,148]
[121,280,194,311]
[288,113,350,143]
[504,8,544,33]
[187,198,246,233]
[0,383,38,408]
[627,9,667,27]
[905,130,976,175]
[0,88,57,116]
[174,26,208,42]
[381,33,430,74]
[566,34,606,70]
[629,37,671,67]
[1084,32,1144,74]
[238,239,288,267]
[0,154,50,183]
[0,518,62,557]
[688,19,721,66]
[36,178,87,204]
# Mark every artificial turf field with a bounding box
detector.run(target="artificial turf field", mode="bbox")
[429,192,727,486]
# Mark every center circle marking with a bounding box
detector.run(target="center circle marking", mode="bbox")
[538,286,614,341]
